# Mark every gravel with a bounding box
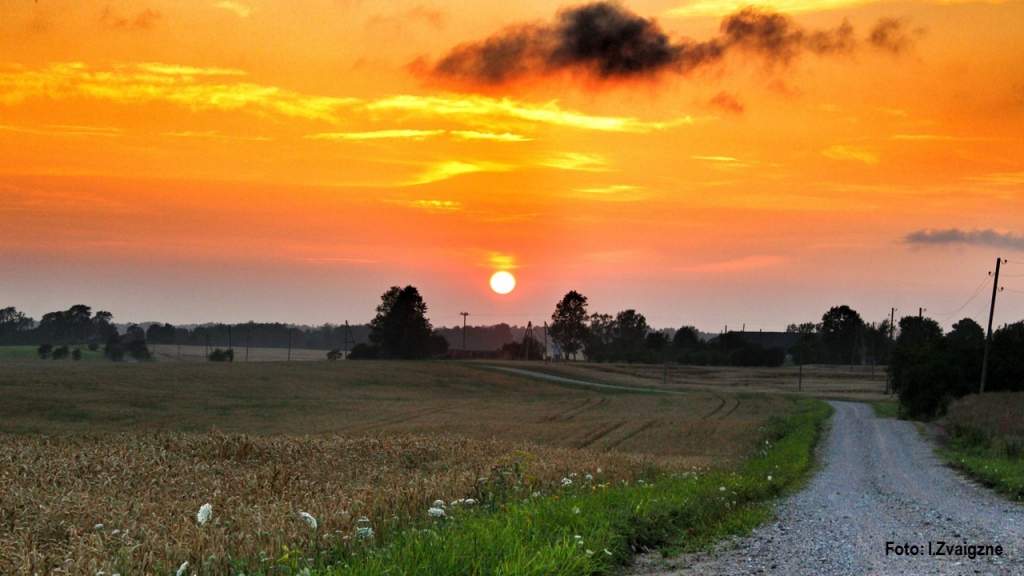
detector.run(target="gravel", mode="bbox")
[631,401,1024,576]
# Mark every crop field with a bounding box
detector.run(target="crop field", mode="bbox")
[0,359,801,574]
[527,361,889,401]
[0,344,329,362]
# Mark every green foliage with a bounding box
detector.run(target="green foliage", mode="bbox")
[37,343,53,359]
[309,401,831,576]
[820,305,865,364]
[942,434,1024,501]
[51,345,70,360]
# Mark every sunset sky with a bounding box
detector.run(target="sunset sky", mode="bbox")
[2,0,1023,331]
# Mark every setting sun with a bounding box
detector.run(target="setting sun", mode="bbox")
[489,271,516,295]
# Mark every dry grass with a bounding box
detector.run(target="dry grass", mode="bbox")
[0,359,799,574]
[945,392,1024,439]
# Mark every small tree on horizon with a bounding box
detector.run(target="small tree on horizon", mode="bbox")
[550,291,589,360]
[369,285,434,359]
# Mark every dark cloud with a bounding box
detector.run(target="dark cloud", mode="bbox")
[709,91,744,114]
[868,18,919,54]
[430,2,905,85]
[101,6,161,30]
[904,229,1024,251]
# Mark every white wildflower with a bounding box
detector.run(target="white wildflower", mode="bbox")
[585,473,593,481]
[596,467,602,473]
[767,474,773,482]
[573,506,580,515]
[428,506,446,518]
[432,499,446,509]
[196,503,213,526]
[175,561,189,576]
[355,525,374,540]
[603,548,613,556]
[718,486,726,492]
[298,511,318,531]
[574,534,584,546]
[561,477,573,487]
[464,498,476,505]
[93,523,103,530]
[586,549,594,556]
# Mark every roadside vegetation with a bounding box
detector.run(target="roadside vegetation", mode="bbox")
[940,393,1024,500]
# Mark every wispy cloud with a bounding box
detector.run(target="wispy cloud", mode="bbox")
[411,160,512,185]
[967,172,1024,186]
[309,129,445,141]
[450,130,531,142]
[162,130,271,142]
[0,62,358,122]
[822,144,879,164]
[539,152,608,172]
[409,199,463,212]
[213,1,253,18]
[904,228,1024,251]
[572,184,647,202]
[366,94,687,133]
[0,123,122,137]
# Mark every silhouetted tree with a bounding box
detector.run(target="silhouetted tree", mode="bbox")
[37,343,53,359]
[550,291,589,360]
[672,325,701,351]
[584,313,614,362]
[820,305,865,364]
[0,307,33,344]
[613,309,649,362]
[368,285,434,359]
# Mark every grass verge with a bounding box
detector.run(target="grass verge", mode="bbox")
[870,400,900,419]
[939,393,1024,501]
[941,439,1024,501]
[299,399,831,576]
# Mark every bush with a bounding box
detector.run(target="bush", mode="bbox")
[208,348,234,362]
[87,341,99,352]
[127,340,153,361]
[347,343,379,360]
[327,348,344,361]
[71,348,82,361]
[37,343,53,359]
[104,334,125,362]
[51,345,70,360]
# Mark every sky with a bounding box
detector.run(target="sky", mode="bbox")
[1,0,1023,331]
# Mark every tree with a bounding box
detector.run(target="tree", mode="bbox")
[612,309,649,362]
[584,313,614,362]
[550,291,589,360]
[368,285,434,359]
[0,307,33,344]
[672,326,701,351]
[820,305,865,364]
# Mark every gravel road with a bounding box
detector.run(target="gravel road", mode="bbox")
[632,401,1024,576]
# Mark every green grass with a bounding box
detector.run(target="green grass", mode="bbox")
[941,435,1024,501]
[297,399,831,576]
[870,400,900,419]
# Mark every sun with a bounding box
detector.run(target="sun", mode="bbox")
[489,270,516,295]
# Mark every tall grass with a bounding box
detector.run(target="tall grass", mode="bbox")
[306,400,831,576]
[941,393,1024,500]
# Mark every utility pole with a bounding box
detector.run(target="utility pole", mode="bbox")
[543,321,548,361]
[227,324,232,351]
[245,322,251,362]
[918,307,925,319]
[287,328,293,362]
[343,321,354,357]
[980,257,1003,394]
[460,312,469,351]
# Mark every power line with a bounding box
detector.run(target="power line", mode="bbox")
[934,274,991,319]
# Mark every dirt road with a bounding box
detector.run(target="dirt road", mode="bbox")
[634,401,1024,576]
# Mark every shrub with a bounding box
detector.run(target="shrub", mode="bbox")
[327,348,344,361]
[348,343,379,360]
[51,345,70,360]
[71,348,82,361]
[37,343,53,359]
[208,348,234,362]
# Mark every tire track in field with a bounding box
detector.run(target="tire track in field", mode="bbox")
[718,395,742,420]
[577,420,629,449]
[340,406,448,435]
[603,419,660,451]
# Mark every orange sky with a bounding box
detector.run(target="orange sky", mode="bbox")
[2,0,1023,330]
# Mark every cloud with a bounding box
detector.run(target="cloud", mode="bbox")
[539,152,608,171]
[409,199,463,212]
[0,123,122,137]
[572,184,647,201]
[100,6,161,30]
[450,130,532,142]
[904,229,1024,251]
[428,3,902,86]
[0,62,358,122]
[822,144,879,164]
[411,160,512,185]
[366,94,686,132]
[309,129,445,141]
[214,1,253,18]
[708,91,744,114]
[868,18,920,54]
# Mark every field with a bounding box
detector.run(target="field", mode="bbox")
[0,344,328,362]
[0,356,808,574]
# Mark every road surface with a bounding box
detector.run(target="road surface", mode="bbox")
[633,401,1024,576]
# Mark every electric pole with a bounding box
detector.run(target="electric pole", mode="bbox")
[980,257,1003,394]
[886,307,895,395]
[245,322,251,362]
[543,321,548,361]
[287,328,293,362]
[460,312,469,351]
[227,324,232,351]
